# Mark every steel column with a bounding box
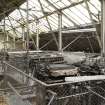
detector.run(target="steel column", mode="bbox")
[58,12,62,52]
[22,26,25,49]
[13,36,15,49]
[26,0,29,50]
[6,33,9,48]
[101,0,105,56]
[3,10,6,51]
[36,19,39,51]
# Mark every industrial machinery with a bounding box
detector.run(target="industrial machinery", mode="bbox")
[28,52,105,83]
[28,52,79,83]
[29,61,79,82]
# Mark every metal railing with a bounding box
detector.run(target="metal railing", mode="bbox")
[2,61,105,105]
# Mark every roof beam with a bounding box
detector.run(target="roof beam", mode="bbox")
[38,0,59,49]
[38,0,89,20]
[44,0,78,26]
[2,0,87,31]
[0,0,25,20]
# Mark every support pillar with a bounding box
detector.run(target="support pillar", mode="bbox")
[36,19,39,51]
[13,35,15,49]
[101,0,105,56]
[22,26,25,49]
[26,0,29,50]
[6,33,9,49]
[3,11,6,51]
[58,12,62,52]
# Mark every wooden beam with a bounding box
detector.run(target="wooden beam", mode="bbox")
[65,75,105,82]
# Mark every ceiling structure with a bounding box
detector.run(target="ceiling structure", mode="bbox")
[0,0,101,38]
[0,0,25,20]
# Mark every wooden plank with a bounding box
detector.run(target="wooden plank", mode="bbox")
[50,68,78,77]
[65,75,105,82]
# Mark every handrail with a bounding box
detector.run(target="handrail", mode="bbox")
[3,62,47,86]
[3,62,84,87]
[3,61,105,87]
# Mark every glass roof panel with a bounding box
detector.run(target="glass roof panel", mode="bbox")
[0,0,101,37]
[48,0,71,8]
[62,15,74,28]
[89,0,101,11]
[88,2,99,14]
